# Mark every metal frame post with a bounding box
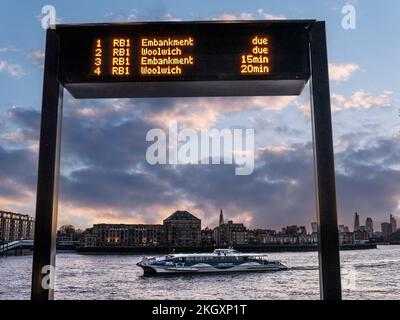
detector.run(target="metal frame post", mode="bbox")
[30,21,341,301]
[309,21,342,300]
[31,29,63,300]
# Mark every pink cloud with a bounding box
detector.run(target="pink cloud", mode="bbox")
[329,63,360,82]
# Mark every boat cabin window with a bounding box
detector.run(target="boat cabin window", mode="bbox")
[173,257,184,263]
[165,254,273,264]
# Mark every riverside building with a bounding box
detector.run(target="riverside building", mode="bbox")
[0,210,35,243]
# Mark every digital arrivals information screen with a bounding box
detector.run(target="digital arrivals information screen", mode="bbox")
[56,21,313,98]
[93,35,270,77]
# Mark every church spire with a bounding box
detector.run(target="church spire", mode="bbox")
[219,209,224,226]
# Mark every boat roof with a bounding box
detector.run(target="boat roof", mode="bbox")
[165,249,269,258]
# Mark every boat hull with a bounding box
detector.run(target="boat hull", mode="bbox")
[138,263,288,275]
[137,249,288,276]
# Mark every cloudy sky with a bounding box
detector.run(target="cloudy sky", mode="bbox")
[0,0,399,231]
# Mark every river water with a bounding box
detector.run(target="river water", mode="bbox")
[1,245,399,300]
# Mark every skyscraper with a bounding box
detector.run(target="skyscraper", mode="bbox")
[311,222,318,234]
[219,209,224,226]
[365,217,373,235]
[353,212,360,232]
[381,222,392,240]
[390,214,397,233]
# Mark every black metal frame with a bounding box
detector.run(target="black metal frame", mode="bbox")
[309,22,342,300]
[31,30,63,300]
[31,21,341,300]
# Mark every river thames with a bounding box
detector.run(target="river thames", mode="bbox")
[1,245,400,300]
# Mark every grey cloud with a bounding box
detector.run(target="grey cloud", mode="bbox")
[60,168,177,220]
[0,104,399,230]
[6,107,41,141]
[0,145,37,197]
[61,114,152,170]
[337,137,400,169]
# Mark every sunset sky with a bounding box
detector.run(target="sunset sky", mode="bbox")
[0,0,399,231]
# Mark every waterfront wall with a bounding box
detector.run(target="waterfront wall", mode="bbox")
[74,243,377,254]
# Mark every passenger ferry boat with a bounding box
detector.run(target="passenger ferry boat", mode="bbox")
[136,248,288,275]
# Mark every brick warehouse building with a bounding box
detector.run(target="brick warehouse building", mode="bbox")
[82,210,201,247]
[163,211,201,247]
[0,211,35,243]
[83,223,165,247]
